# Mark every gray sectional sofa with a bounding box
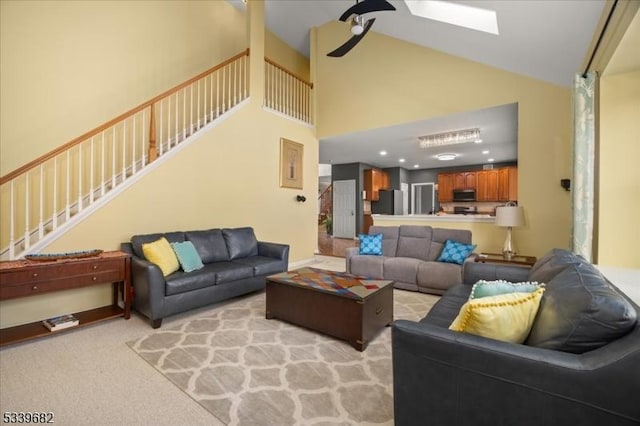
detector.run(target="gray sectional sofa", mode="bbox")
[121,227,289,328]
[392,248,640,425]
[346,225,475,294]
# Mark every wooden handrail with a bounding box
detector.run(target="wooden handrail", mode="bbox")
[0,49,250,185]
[318,183,332,199]
[264,57,314,89]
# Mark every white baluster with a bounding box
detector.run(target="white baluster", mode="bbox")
[39,164,44,239]
[9,181,15,259]
[132,114,137,174]
[142,109,147,167]
[233,61,237,106]
[174,92,178,146]
[90,137,94,204]
[52,156,58,230]
[198,79,201,128]
[111,129,116,188]
[78,144,83,211]
[101,133,105,196]
[189,84,193,136]
[160,100,164,155]
[222,66,226,112]
[122,121,127,182]
[217,71,220,117]
[24,172,30,250]
[182,88,186,140]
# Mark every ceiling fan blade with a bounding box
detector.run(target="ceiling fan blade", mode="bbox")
[327,18,375,57]
[339,0,396,21]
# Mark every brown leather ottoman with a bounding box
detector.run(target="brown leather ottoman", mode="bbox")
[265,267,393,351]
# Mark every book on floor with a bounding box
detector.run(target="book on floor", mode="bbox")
[42,314,79,331]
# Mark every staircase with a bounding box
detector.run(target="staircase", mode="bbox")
[0,50,314,260]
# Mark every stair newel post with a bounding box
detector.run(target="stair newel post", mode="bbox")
[148,103,158,162]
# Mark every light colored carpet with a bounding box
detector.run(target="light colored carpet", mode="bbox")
[127,289,438,426]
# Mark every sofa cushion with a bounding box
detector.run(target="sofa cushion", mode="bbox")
[186,229,230,263]
[422,284,471,327]
[233,256,284,276]
[359,233,383,255]
[171,241,204,273]
[131,231,185,259]
[384,257,422,285]
[427,241,444,261]
[416,261,464,291]
[165,266,218,296]
[470,280,542,299]
[200,261,254,285]
[526,263,637,353]
[222,227,259,260]
[350,255,385,278]
[450,288,545,343]
[528,248,582,284]
[142,237,180,276]
[433,228,472,245]
[396,226,433,261]
[369,226,400,257]
[437,239,476,265]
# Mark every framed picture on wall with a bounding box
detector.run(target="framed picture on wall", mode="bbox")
[280,138,303,189]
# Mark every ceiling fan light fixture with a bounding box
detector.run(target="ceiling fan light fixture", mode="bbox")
[351,15,365,35]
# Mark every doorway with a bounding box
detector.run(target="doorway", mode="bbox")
[411,182,435,214]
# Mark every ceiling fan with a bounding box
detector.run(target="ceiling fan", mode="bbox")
[327,0,397,57]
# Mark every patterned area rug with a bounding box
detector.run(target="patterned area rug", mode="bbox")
[127,289,438,425]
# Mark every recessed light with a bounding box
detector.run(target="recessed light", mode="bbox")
[436,153,457,161]
[379,150,387,156]
[399,158,406,163]
[482,150,489,154]
[487,158,495,162]
[413,164,420,168]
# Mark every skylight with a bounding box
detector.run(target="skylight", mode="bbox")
[404,0,499,35]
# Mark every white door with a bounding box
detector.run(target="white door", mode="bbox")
[333,179,356,239]
[401,182,409,215]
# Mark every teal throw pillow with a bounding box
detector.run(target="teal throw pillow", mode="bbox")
[437,239,476,265]
[359,233,383,255]
[171,241,205,272]
[470,280,544,300]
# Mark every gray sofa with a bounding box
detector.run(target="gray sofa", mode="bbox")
[121,227,289,328]
[346,225,475,294]
[392,248,640,426]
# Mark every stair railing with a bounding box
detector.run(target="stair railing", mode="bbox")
[264,57,313,125]
[0,49,250,260]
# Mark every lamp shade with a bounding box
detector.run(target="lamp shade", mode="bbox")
[495,206,524,227]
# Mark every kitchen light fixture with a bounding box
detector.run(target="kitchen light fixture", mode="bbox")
[495,202,524,260]
[379,150,387,156]
[399,158,406,163]
[482,150,489,154]
[419,128,481,148]
[436,153,457,161]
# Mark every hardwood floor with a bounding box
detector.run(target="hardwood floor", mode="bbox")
[317,225,358,257]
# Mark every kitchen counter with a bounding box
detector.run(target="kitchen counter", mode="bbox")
[371,214,495,223]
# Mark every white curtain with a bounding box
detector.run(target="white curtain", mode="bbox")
[572,72,597,261]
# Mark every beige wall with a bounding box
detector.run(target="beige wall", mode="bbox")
[0,0,248,175]
[598,70,640,268]
[313,22,572,258]
[265,32,311,82]
[0,1,318,328]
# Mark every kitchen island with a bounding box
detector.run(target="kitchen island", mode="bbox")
[372,214,503,254]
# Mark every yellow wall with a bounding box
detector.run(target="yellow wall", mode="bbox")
[0,0,248,175]
[313,22,572,258]
[0,0,318,328]
[265,32,311,82]
[598,70,640,267]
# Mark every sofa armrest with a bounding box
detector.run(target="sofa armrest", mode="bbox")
[258,241,289,268]
[345,246,360,274]
[392,320,640,425]
[462,259,531,284]
[120,243,166,320]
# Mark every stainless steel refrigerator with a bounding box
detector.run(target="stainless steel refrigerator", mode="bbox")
[372,190,403,215]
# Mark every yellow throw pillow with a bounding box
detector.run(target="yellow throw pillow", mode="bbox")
[142,237,180,276]
[449,288,545,343]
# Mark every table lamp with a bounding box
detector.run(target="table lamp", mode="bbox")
[495,203,524,260]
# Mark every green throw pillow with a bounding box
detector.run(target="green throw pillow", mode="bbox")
[470,280,544,299]
[171,241,204,273]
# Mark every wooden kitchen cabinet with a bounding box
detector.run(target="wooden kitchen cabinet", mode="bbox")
[363,169,389,201]
[437,173,454,202]
[476,170,499,201]
[498,166,518,201]
[453,172,476,190]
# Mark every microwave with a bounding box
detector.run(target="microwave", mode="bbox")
[452,189,476,202]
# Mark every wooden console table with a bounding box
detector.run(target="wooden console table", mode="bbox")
[0,250,131,347]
